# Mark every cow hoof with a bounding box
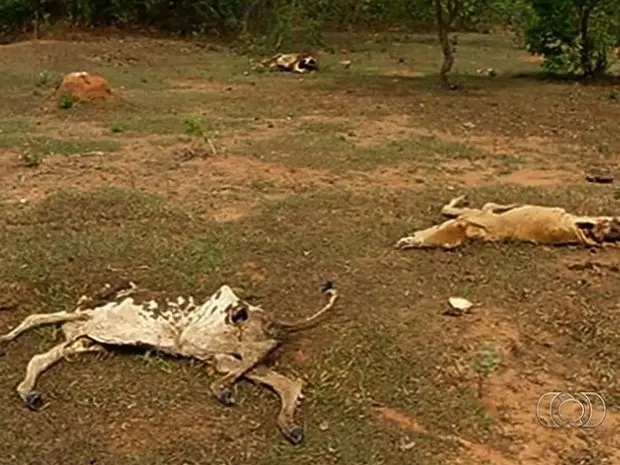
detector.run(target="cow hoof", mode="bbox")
[285,425,304,445]
[217,388,234,406]
[25,391,44,410]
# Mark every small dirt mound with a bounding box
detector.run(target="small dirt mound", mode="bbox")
[54,71,112,101]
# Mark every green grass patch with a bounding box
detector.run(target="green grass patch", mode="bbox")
[238,128,488,173]
[0,134,121,157]
[0,118,37,133]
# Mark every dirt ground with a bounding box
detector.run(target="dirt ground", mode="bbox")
[0,32,619,465]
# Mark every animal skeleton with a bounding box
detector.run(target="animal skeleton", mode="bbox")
[395,195,620,249]
[0,280,339,445]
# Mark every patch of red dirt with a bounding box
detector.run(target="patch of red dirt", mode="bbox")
[459,308,619,465]
[375,405,508,463]
[293,349,310,365]
[376,406,426,433]
[167,78,254,93]
[498,168,578,186]
[376,307,620,465]
[521,55,545,64]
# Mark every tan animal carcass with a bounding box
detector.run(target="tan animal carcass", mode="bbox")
[395,195,620,250]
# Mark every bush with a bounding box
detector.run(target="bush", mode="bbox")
[486,0,535,45]
[0,0,34,37]
[523,0,619,76]
[0,0,474,47]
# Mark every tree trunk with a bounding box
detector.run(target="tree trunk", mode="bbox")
[435,0,455,88]
[33,9,39,40]
[240,0,261,36]
[579,3,593,76]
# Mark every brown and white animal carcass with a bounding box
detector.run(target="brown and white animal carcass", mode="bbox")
[0,280,339,445]
[395,194,620,250]
[261,53,319,73]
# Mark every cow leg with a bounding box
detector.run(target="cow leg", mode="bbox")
[212,354,305,445]
[0,311,88,344]
[395,218,469,249]
[209,339,279,407]
[481,202,518,214]
[16,337,104,410]
[245,366,305,445]
[440,195,470,217]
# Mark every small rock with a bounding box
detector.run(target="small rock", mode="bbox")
[444,297,474,317]
[399,439,416,451]
[448,297,473,310]
[319,420,329,431]
[340,60,352,69]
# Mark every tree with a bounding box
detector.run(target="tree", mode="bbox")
[434,0,460,88]
[433,0,488,88]
[524,0,619,77]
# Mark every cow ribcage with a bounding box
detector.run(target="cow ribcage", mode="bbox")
[62,285,243,358]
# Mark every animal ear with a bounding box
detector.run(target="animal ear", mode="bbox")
[575,220,596,230]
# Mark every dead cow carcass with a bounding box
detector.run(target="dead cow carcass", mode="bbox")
[261,53,319,73]
[0,280,338,445]
[395,195,620,250]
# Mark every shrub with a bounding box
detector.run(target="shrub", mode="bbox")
[523,0,619,76]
